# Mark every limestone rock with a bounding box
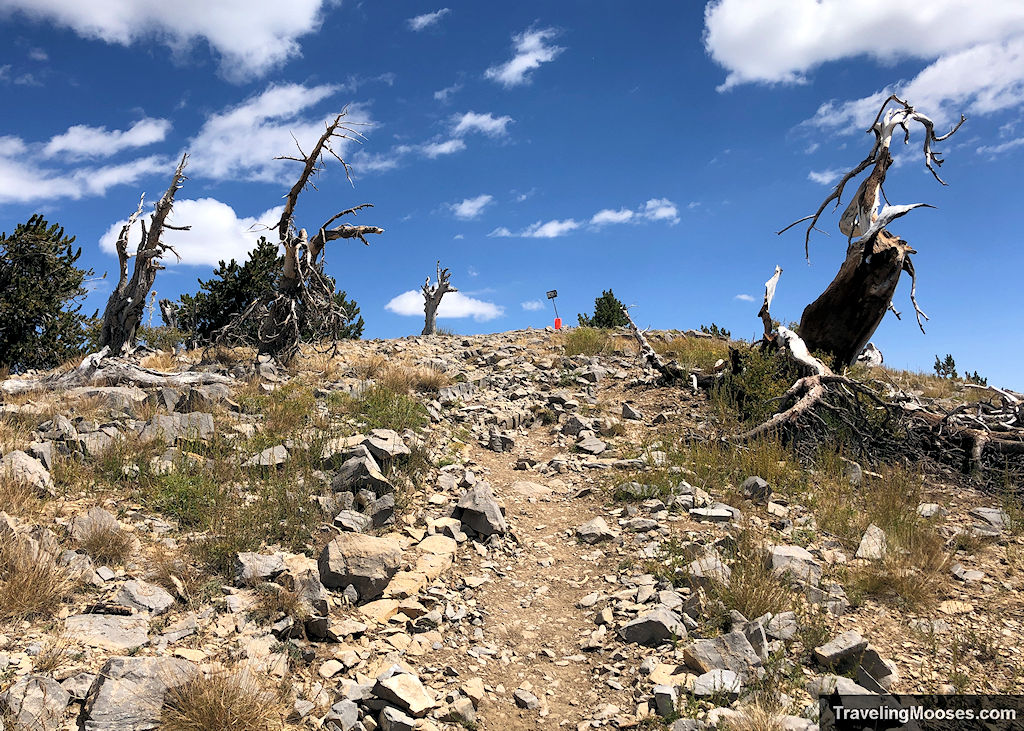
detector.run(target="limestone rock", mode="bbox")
[114,579,175,615]
[82,656,196,730]
[453,483,507,536]
[619,607,687,646]
[0,675,70,731]
[318,533,402,600]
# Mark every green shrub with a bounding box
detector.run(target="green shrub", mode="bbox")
[563,327,610,356]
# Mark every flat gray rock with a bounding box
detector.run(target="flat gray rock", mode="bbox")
[65,614,150,652]
[769,545,823,586]
[82,656,196,730]
[0,450,53,493]
[683,630,762,677]
[1,675,70,731]
[619,607,687,646]
[692,669,742,698]
[576,516,618,544]
[813,630,868,666]
[114,579,175,615]
[364,428,411,461]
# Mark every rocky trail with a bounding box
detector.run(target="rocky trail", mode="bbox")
[1,329,1023,731]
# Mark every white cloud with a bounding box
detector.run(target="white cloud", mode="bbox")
[521,300,544,311]
[704,0,1024,91]
[452,111,514,137]
[467,265,478,277]
[641,198,680,224]
[485,26,564,87]
[0,0,331,81]
[407,8,450,32]
[734,293,756,302]
[493,197,681,237]
[449,194,493,220]
[28,48,48,61]
[977,136,1024,155]
[806,37,1024,132]
[434,83,462,102]
[349,149,403,173]
[522,219,579,238]
[0,136,167,204]
[807,168,842,186]
[44,118,171,159]
[188,83,369,183]
[385,290,504,321]
[421,138,466,158]
[590,208,634,225]
[99,197,283,267]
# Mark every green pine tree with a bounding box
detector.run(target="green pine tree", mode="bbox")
[578,289,629,328]
[0,215,94,372]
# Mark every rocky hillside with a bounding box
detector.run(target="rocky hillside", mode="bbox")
[0,329,1021,731]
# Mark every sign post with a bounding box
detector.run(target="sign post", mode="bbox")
[546,290,561,330]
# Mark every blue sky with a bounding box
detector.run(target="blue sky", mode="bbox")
[1,1,1022,388]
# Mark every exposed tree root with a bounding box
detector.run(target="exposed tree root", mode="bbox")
[0,348,232,396]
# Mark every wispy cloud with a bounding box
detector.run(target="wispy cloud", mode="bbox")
[807,168,842,186]
[452,111,514,137]
[188,82,370,183]
[434,83,462,102]
[977,136,1024,155]
[407,8,450,32]
[44,118,171,160]
[421,138,466,158]
[449,194,494,220]
[590,208,634,225]
[734,293,756,302]
[385,290,504,321]
[485,26,565,87]
[521,300,545,311]
[492,197,682,238]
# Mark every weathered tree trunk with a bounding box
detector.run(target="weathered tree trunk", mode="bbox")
[779,95,964,368]
[421,262,456,335]
[799,231,913,367]
[99,153,189,355]
[214,110,383,361]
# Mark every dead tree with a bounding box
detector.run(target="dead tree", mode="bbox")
[159,298,179,329]
[216,111,383,360]
[99,153,189,355]
[421,262,456,336]
[779,96,965,368]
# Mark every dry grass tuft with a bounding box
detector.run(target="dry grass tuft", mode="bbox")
[148,546,213,608]
[0,532,75,623]
[77,522,134,566]
[0,477,43,519]
[653,334,731,371]
[562,327,611,356]
[140,351,178,371]
[721,704,785,731]
[161,668,294,731]
[248,583,307,625]
[32,635,74,673]
[718,530,793,620]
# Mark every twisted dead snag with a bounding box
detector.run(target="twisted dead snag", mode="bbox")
[732,268,1024,482]
[215,110,383,361]
[779,95,965,368]
[621,306,688,383]
[100,153,189,355]
[422,262,456,335]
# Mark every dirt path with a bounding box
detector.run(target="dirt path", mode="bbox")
[432,436,645,728]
